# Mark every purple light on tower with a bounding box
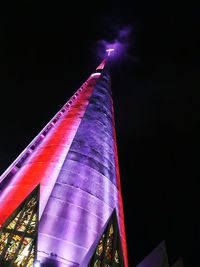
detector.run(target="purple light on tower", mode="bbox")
[37,61,128,266]
[0,54,128,267]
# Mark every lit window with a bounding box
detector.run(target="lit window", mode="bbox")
[0,186,39,266]
[88,209,124,266]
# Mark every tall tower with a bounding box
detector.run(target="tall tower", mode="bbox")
[0,56,128,267]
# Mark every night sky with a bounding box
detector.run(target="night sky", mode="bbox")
[0,1,199,266]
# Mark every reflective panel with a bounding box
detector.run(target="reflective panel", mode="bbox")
[4,235,22,261]
[105,224,114,260]
[96,234,105,256]
[0,186,39,266]
[6,212,22,230]
[0,233,10,255]
[24,244,34,267]
[94,259,101,267]
[115,250,119,264]
[27,214,37,235]
[14,238,32,266]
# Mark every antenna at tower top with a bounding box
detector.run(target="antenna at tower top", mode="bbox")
[106,48,115,56]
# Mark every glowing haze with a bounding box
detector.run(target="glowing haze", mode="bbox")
[97,26,133,60]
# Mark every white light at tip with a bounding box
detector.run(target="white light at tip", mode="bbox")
[106,48,115,56]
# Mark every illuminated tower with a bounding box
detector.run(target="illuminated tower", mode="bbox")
[0,55,128,267]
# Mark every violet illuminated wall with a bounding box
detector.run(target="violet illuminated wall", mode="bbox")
[0,61,128,267]
[38,67,128,266]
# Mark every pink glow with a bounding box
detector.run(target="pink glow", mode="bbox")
[91,73,101,78]
[96,58,107,70]
[112,104,129,267]
[96,25,133,61]
[0,76,98,227]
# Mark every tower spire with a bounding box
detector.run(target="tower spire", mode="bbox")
[95,58,107,70]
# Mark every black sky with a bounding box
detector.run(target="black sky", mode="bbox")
[0,1,200,266]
